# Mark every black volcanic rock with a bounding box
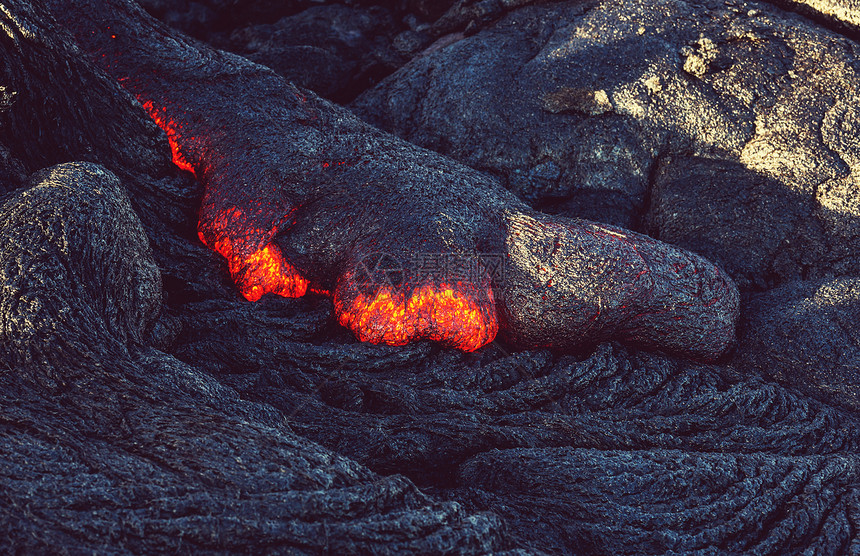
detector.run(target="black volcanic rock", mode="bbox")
[738,277,860,412]
[0,3,506,552]
[0,161,505,553]
[45,0,738,358]
[1,0,860,554]
[648,156,817,290]
[224,4,403,102]
[351,0,860,289]
[139,1,551,102]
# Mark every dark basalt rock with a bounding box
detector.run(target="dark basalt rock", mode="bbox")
[352,1,654,228]
[224,4,404,103]
[0,4,507,552]
[351,0,860,289]
[140,1,552,102]
[45,0,738,358]
[1,0,860,554]
[0,0,170,178]
[136,0,312,37]
[453,445,860,554]
[0,163,506,553]
[648,156,818,290]
[738,277,860,412]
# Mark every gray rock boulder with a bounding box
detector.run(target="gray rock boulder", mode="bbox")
[738,277,860,411]
[352,0,860,289]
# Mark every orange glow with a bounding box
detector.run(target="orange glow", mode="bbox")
[200,207,251,259]
[139,99,196,174]
[134,97,499,350]
[336,282,497,351]
[228,244,309,302]
[197,207,309,302]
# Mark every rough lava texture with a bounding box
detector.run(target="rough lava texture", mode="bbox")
[138,0,564,102]
[738,277,860,412]
[2,0,860,554]
[767,0,860,35]
[351,0,860,288]
[351,0,860,408]
[46,0,739,359]
[221,4,404,103]
[0,162,505,554]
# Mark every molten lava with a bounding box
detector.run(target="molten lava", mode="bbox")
[196,208,309,302]
[139,99,196,174]
[336,282,498,352]
[227,243,309,302]
[138,99,497,351]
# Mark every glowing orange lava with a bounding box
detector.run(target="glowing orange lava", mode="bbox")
[138,99,497,351]
[336,282,498,351]
[228,243,309,302]
[197,208,309,302]
[139,99,196,174]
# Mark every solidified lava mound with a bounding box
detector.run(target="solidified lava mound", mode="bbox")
[2,0,860,554]
[45,0,740,359]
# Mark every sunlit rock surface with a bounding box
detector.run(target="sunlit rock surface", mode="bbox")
[2,0,860,553]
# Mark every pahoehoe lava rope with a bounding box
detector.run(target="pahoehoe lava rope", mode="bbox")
[46,0,740,359]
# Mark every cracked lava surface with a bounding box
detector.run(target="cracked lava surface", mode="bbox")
[52,0,740,358]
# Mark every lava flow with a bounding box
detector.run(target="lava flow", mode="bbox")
[137,98,498,349]
[196,207,310,302]
[139,100,196,174]
[336,282,498,352]
[226,243,309,302]
[137,101,310,303]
